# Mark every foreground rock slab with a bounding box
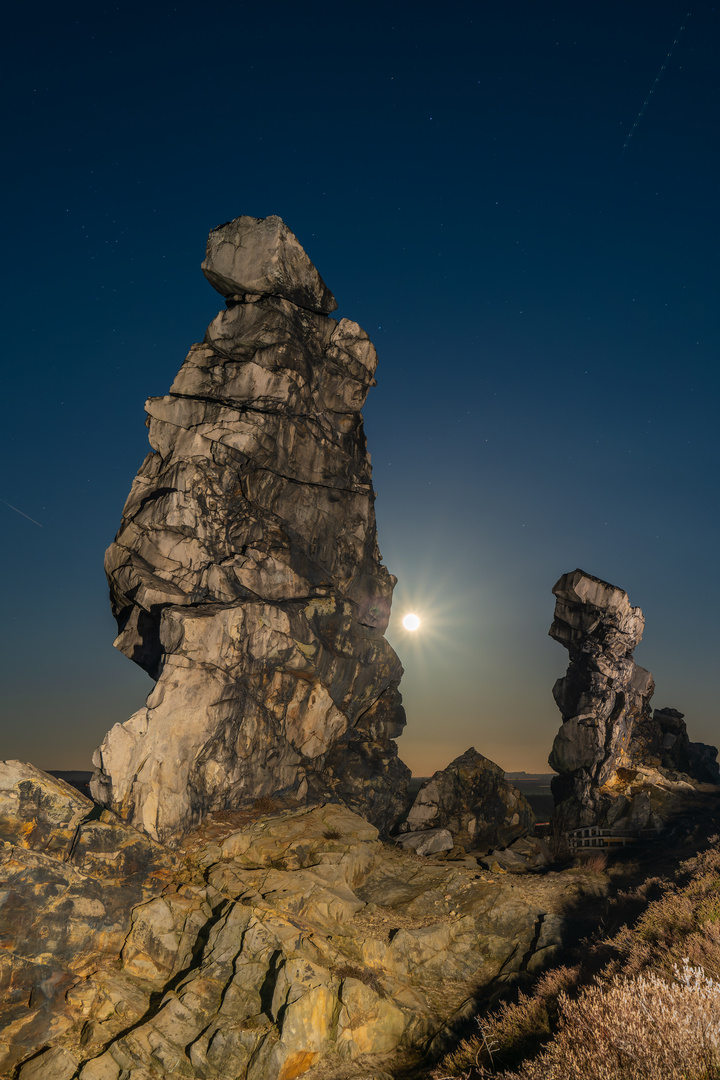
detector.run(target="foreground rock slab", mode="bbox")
[548,569,720,834]
[1,763,599,1080]
[92,214,410,843]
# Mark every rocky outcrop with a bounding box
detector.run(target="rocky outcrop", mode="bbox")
[549,569,720,833]
[401,748,534,851]
[632,707,720,785]
[1,762,591,1080]
[91,215,409,843]
[0,761,182,1077]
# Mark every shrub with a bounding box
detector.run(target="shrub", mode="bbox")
[252,795,276,812]
[610,857,720,981]
[435,967,581,1077]
[333,963,386,998]
[437,838,720,1080]
[489,960,720,1080]
[581,851,608,874]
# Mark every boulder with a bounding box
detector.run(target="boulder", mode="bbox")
[480,836,550,873]
[394,828,454,856]
[403,748,534,850]
[202,214,337,314]
[632,707,720,784]
[91,215,410,843]
[0,760,91,857]
[548,570,720,834]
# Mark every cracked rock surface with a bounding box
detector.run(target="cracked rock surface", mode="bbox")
[1,762,594,1080]
[91,214,409,843]
[549,569,720,833]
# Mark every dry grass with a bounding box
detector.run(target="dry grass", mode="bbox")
[435,967,581,1077]
[608,844,720,981]
[438,963,720,1079]
[580,851,608,874]
[436,837,720,1080]
[332,963,386,998]
[491,962,720,1079]
[252,795,277,812]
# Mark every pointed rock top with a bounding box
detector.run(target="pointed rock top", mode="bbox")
[201,214,337,314]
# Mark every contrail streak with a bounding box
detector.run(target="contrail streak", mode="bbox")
[623,11,691,152]
[0,498,44,528]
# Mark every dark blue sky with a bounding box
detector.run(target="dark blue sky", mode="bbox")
[2,1,718,774]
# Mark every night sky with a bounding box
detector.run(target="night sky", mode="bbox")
[2,1,718,776]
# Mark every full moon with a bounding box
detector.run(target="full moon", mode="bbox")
[402,613,421,631]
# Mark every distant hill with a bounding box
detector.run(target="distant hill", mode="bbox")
[506,772,554,782]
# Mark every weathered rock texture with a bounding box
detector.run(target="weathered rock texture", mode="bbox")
[92,215,409,842]
[402,748,534,851]
[549,569,720,833]
[632,706,720,786]
[1,762,591,1080]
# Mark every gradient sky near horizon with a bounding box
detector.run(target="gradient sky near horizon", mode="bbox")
[1,1,718,776]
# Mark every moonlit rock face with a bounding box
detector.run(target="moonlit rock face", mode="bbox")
[202,214,338,314]
[92,215,409,842]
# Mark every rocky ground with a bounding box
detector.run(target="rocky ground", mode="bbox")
[1,762,614,1080]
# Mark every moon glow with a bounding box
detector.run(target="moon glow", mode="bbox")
[402,613,421,631]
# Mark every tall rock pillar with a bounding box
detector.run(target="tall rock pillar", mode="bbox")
[549,568,720,834]
[92,215,410,842]
[548,569,653,831]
